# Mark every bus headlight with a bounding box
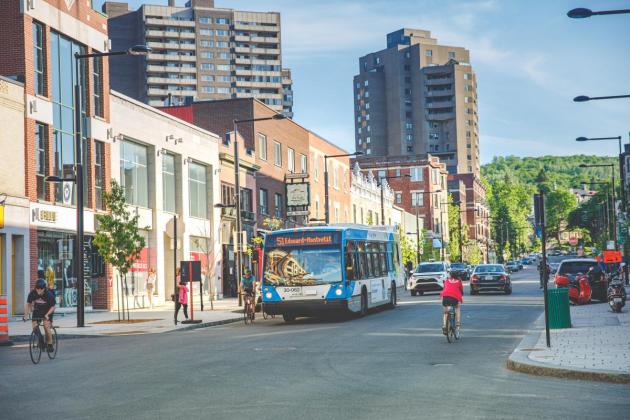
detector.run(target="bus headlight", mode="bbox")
[335,288,343,296]
[265,292,272,299]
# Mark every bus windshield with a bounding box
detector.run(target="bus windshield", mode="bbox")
[264,247,342,286]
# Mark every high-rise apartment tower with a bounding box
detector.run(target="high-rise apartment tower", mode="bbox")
[103,0,293,115]
[353,29,479,175]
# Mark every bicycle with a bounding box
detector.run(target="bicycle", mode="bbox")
[261,301,275,320]
[444,305,460,343]
[27,317,58,364]
[243,292,255,325]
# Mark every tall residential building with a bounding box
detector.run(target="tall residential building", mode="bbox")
[353,28,479,176]
[103,0,293,114]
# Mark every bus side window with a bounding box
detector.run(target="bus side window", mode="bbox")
[345,241,355,281]
[369,242,380,277]
[379,243,387,275]
[393,243,401,273]
[357,241,367,280]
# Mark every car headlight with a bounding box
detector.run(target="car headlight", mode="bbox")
[265,292,272,299]
[335,288,343,296]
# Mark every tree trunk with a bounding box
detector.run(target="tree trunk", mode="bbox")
[123,274,130,321]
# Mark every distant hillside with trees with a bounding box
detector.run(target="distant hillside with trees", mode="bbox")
[482,155,619,191]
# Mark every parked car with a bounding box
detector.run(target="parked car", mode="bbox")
[554,259,607,301]
[517,260,524,270]
[506,261,519,272]
[521,257,531,265]
[470,264,512,295]
[449,262,469,280]
[408,261,450,296]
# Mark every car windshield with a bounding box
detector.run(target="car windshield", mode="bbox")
[264,247,342,286]
[475,265,505,274]
[451,263,466,269]
[558,261,597,275]
[416,263,444,273]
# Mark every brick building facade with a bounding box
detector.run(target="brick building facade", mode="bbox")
[0,0,113,312]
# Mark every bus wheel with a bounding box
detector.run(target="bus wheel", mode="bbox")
[389,283,397,309]
[282,313,296,323]
[360,289,368,316]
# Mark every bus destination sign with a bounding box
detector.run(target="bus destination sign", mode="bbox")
[268,231,340,247]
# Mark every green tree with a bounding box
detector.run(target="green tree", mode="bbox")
[447,199,469,262]
[545,189,578,244]
[399,231,418,266]
[465,243,483,265]
[93,180,146,321]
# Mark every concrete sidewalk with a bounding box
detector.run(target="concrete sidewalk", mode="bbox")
[508,290,630,383]
[6,298,244,341]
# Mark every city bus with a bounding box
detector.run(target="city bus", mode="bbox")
[261,225,405,322]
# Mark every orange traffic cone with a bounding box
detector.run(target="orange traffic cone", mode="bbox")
[0,294,13,346]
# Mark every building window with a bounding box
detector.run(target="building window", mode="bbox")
[300,154,307,173]
[94,140,105,210]
[216,87,230,94]
[201,52,214,59]
[216,17,230,24]
[287,147,295,172]
[258,134,267,160]
[201,63,214,70]
[333,165,339,189]
[188,162,207,219]
[241,188,253,212]
[313,155,319,180]
[221,183,235,206]
[162,153,176,213]
[448,51,456,59]
[410,167,423,181]
[200,29,213,36]
[316,198,320,218]
[92,57,103,117]
[411,192,423,207]
[378,170,386,179]
[201,40,214,47]
[120,140,149,207]
[395,192,402,204]
[35,123,47,200]
[217,64,230,71]
[202,87,215,93]
[33,22,45,96]
[404,51,411,59]
[425,49,433,57]
[199,17,212,24]
[273,141,282,166]
[274,193,283,218]
[259,188,268,214]
[217,41,229,48]
[215,29,229,37]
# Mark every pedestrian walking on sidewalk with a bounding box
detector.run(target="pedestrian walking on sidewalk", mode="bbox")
[146,268,156,309]
[175,278,189,325]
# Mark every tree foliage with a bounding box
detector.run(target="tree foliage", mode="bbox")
[545,189,577,243]
[93,180,146,277]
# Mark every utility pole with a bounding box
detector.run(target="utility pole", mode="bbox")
[538,190,551,348]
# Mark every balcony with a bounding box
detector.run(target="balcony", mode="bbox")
[147,87,197,96]
[233,22,279,32]
[235,57,280,66]
[235,92,281,100]
[146,41,196,51]
[145,29,195,39]
[425,76,453,86]
[234,80,281,88]
[425,110,455,121]
[147,64,196,73]
[147,53,196,62]
[220,207,256,222]
[147,77,196,85]
[425,99,454,108]
[235,68,279,77]
[145,17,195,28]
[426,88,453,97]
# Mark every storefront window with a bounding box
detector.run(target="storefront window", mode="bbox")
[190,236,211,294]
[128,230,152,307]
[162,153,176,213]
[37,230,103,308]
[188,162,207,219]
[120,139,149,207]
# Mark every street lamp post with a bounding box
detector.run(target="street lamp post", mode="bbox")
[574,95,630,102]
[324,152,363,224]
[46,45,150,328]
[567,7,630,18]
[576,136,626,213]
[580,164,618,248]
[230,113,286,306]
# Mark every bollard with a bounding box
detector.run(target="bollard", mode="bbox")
[0,294,13,346]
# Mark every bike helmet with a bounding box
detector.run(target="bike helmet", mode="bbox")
[35,279,47,289]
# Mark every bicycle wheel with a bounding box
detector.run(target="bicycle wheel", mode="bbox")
[47,327,58,359]
[446,313,455,343]
[29,330,42,364]
[244,301,251,325]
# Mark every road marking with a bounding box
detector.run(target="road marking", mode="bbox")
[234,325,340,339]
[365,332,526,339]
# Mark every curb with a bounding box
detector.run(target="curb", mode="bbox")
[7,316,244,342]
[506,328,630,384]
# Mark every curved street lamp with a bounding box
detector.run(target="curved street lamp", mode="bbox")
[567,7,630,18]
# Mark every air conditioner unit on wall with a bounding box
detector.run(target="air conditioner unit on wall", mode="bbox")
[29,99,37,114]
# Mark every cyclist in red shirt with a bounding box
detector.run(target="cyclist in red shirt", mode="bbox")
[440,276,463,335]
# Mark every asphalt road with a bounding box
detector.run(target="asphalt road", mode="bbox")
[2,266,629,419]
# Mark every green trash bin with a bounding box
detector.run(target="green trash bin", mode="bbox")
[547,288,571,329]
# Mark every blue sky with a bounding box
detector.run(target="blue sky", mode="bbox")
[101,0,630,164]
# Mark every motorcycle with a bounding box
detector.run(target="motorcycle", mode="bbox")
[555,272,591,305]
[607,272,626,313]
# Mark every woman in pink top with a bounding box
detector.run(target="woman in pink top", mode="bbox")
[175,278,189,325]
[440,276,463,334]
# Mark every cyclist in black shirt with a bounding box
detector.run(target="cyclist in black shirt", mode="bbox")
[23,279,56,352]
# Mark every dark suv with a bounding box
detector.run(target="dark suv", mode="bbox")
[449,263,469,280]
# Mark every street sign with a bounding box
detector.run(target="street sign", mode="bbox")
[285,172,309,180]
[286,210,309,216]
[180,260,202,282]
[286,182,310,207]
[603,250,622,263]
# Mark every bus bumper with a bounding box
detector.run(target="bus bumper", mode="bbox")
[263,299,349,317]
